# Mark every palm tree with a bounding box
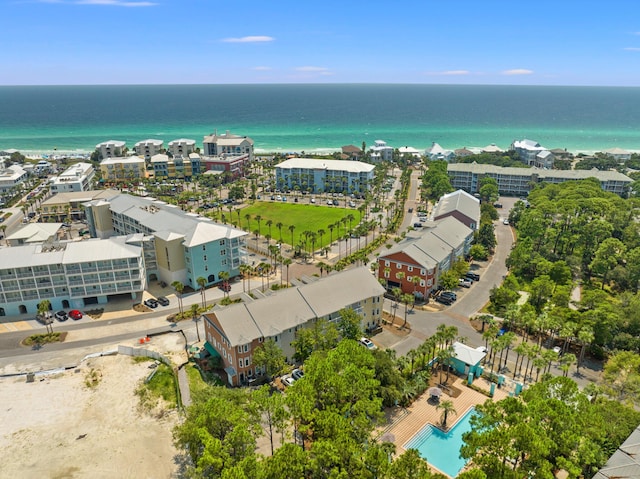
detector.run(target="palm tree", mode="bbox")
[37,300,53,334]
[276,222,283,243]
[219,271,230,298]
[255,214,262,237]
[190,303,201,342]
[390,286,402,326]
[316,261,328,277]
[171,281,184,316]
[317,228,325,250]
[196,276,207,309]
[328,223,335,245]
[282,258,292,286]
[266,219,273,241]
[245,213,251,231]
[288,225,296,249]
[401,293,414,329]
[437,400,457,429]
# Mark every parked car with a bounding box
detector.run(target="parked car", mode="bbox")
[493,203,503,208]
[54,310,68,321]
[458,278,472,288]
[292,369,305,380]
[68,309,83,320]
[332,199,339,206]
[435,295,453,305]
[465,272,480,281]
[156,296,170,306]
[413,222,423,228]
[144,298,158,308]
[503,218,510,225]
[440,291,457,301]
[282,375,295,387]
[408,207,413,213]
[359,337,376,350]
[310,198,316,203]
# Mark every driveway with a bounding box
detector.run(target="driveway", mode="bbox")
[376,196,516,356]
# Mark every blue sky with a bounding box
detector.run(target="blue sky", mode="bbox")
[3,0,640,86]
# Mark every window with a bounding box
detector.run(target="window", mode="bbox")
[385,260,390,267]
[420,280,426,287]
[384,270,389,278]
[407,276,412,282]
[421,269,426,275]
[396,263,402,269]
[219,239,225,246]
[243,344,248,352]
[220,249,226,256]
[408,266,413,272]
[203,255,207,261]
[202,245,206,251]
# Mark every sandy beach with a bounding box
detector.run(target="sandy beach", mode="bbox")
[0,351,183,479]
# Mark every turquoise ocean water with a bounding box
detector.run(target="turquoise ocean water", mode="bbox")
[1,84,640,155]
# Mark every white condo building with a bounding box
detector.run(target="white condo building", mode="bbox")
[275,158,375,194]
[96,140,126,159]
[511,139,554,168]
[0,236,146,317]
[370,140,394,163]
[168,139,196,158]
[49,162,96,193]
[203,130,254,162]
[134,139,164,160]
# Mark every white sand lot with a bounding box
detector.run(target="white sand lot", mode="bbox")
[0,353,181,479]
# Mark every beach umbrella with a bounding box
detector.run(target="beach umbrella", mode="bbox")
[428,386,442,399]
[380,432,396,443]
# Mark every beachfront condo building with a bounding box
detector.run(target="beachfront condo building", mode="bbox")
[447,163,632,197]
[511,139,555,168]
[274,158,375,194]
[369,140,394,163]
[99,156,147,182]
[203,130,254,162]
[134,139,164,160]
[202,267,385,386]
[49,162,96,194]
[83,193,247,289]
[426,142,455,162]
[96,140,126,159]
[150,153,201,180]
[0,236,145,317]
[168,138,196,158]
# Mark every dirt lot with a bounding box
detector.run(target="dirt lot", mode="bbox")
[0,353,182,479]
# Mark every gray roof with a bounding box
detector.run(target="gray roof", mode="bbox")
[42,189,119,206]
[0,236,140,269]
[592,425,640,479]
[105,194,246,245]
[383,216,473,269]
[432,189,481,225]
[447,162,633,182]
[276,158,375,173]
[208,267,385,346]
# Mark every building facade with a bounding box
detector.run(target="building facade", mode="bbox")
[168,138,197,158]
[96,140,126,159]
[202,267,385,386]
[203,130,254,162]
[83,193,247,289]
[134,139,164,160]
[49,162,96,194]
[41,190,119,222]
[202,154,250,180]
[275,158,375,194]
[377,217,474,298]
[0,236,145,316]
[0,165,28,194]
[447,163,632,197]
[431,189,481,231]
[99,156,147,182]
[369,140,394,163]
[511,139,555,168]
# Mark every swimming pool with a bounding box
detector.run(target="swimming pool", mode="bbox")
[404,407,475,478]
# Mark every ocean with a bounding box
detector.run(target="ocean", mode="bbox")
[1,84,640,155]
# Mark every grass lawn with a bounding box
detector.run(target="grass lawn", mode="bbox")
[238,202,361,248]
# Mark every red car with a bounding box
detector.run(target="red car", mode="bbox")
[69,309,83,320]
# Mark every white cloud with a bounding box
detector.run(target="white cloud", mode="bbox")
[252,66,272,71]
[294,66,332,76]
[222,36,274,43]
[502,69,534,75]
[624,47,640,51]
[443,70,470,75]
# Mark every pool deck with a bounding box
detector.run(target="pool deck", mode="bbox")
[381,375,511,476]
